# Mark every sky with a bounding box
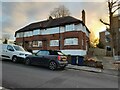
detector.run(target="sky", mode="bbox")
[1,0,111,41]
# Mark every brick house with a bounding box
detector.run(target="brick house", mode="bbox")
[99,30,113,56]
[99,14,120,59]
[15,15,90,56]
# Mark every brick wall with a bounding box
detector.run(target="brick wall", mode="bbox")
[16,31,89,51]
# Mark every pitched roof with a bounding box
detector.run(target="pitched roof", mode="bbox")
[15,16,90,35]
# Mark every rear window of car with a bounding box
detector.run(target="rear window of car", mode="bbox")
[50,51,64,55]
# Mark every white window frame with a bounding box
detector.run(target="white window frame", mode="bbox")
[33,29,40,36]
[64,38,78,46]
[33,41,42,47]
[16,32,24,38]
[50,40,59,46]
[24,31,33,37]
[65,24,75,32]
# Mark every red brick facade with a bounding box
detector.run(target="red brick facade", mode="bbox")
[16,31,89,51]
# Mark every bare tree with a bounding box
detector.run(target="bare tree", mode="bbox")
[100,0,120,57]
[50,5,70,18]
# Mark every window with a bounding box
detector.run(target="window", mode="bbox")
[50,51,64,55]
[106,46,111,51]
[16,32,24,38]
[13,45,25,51]
[105,36,111,42]
[29,42,32,47]
[60,26,65,33]
[50,40,59,46]
[65,24,75,31]
[24,31,32,37]
[41,27,59,35]
[75,23,82,31]
[64,38,78,45]
[7,45,14,51]
[37,50,50,56]
[119,28,120,32]
[33,29,40,35]
[105,31,110,35]
[33,41,42,47]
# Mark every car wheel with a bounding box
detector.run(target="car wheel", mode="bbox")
[25,58,31,65]
[49,61,57,70]
[12,56,18,63]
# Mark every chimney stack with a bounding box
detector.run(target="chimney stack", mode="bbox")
[82,10,85,24]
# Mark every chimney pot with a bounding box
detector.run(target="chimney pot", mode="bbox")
[82,10,85,24]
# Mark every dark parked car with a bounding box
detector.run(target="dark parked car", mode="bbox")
[25,50,68,70]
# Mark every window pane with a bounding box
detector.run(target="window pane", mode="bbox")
[33,41,42,47]
[33,41,38,47]
[50,40,59,46]
[41,27,59,35]
[64,38,78,45]
[33,29,40,35]
[16,32,24,38]
[66,24,74,31]
[37,51,49,55]
[24,31,33,37]
[38,41,42,47]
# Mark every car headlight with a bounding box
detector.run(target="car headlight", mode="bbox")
[19,53,25,55]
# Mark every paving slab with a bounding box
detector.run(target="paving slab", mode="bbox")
[66,64,118,76]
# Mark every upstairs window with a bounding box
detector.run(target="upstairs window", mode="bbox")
[64,38,78,45]
[41,27,59,35]
[105,36,111,42]
[24,31,32,37]
[33,29,40,35]
[16,32,24,38]
[65,24,75,31]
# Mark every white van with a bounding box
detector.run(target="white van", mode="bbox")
[0,44,32,62]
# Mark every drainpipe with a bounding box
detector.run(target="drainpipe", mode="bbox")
[23,32,24,48]
[59,27,60,50]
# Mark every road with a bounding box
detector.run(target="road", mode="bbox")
[1,60,119,88]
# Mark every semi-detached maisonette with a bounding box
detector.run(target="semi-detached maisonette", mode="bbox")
[15,16,90,56]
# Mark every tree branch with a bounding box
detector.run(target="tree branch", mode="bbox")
[113,0,119,5]
[112,4,120,8]
[113,6,120,14]
[100,19,110,26]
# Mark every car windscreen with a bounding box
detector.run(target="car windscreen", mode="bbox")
[50,51,64,55]
[13,46,25,51]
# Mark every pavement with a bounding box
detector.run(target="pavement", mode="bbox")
[66,64,119,76]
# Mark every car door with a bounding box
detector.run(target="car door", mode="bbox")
[40,50,50,66]
[4,45,15,60]
[31,50,44,65]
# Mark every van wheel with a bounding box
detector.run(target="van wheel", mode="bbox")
[49,61,57,70]
[12,56,18,63]
[25,58,31,65]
